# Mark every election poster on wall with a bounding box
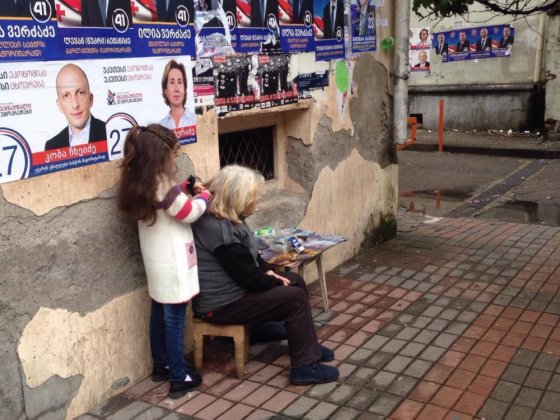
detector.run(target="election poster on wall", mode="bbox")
[211,52,296,116]
[408,27,430,72]
[278,0,315,52]
[236,0,281,53]
[313,0,345,61]
[0,56,195,184]
[350,0,375,53]
[431,24,514,63]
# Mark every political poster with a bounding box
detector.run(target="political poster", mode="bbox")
[0,56,196,184]
[131,0,197,58]
[410,49,430,72]
[432,24,515,63]
[236,0,280,53]
[313,0,345,61]
[278,0,315,52]
[0,0,61,61]
[195,0,238,56]
[409,27,430,50]
[350,0,375,53]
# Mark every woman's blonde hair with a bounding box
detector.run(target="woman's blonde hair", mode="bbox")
[207,165,264,224]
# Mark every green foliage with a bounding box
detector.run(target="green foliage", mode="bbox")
[412,0,474,18]
[412,0,560,18]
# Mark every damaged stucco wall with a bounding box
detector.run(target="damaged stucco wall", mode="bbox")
[1,50,397,420]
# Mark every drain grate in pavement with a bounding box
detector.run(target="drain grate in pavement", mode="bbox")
[445,160,550,218]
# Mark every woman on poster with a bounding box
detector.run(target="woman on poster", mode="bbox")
[159,60,196,129]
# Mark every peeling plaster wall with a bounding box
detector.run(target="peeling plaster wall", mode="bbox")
[0,49,397,419]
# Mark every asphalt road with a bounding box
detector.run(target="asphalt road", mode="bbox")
[398,150,560,225]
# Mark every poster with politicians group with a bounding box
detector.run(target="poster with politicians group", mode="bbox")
[431,24,515,63]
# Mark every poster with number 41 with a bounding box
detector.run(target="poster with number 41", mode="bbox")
[0,56,196,184]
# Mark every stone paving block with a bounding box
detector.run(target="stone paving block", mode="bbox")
[549,374,560,393]
[395,327,421,341]
[516,387,543,408]
[90,395,141,418]
[419,346,446,362]
[523,369,560,388]
[326,384,360,405]
[421,306,444,318]
[378,323,404,338]
[426,319,451,332]
[365,352,393,369]
[433,332,458,349]
[386,375,418,397]
[512,349,539,367]
[501,364,530,384]
[413,330,438,345]
[384,356,413,374]
[467,301,487,313]
[439,309,459,320]
[282,396,319,418]
[347,348,375,365]
[75,416,101,419]
[362,336,390,351]
[106,400,153,420]
[347,366,377,387]
[380,339,408,354]
[367,393,402,416]
[330,406,362,420]
[404,360,432,379]
[160,413,193,420]
[303,401,338,419]
[444,322,469,336]
[532,409,560,420]
[479,398,509,420]
[338,363,358,380]
[539,390,560,413]
[368,371,397,390]
[347,388,383,410]
[409,316,432,329]
[306,382,338,399]
[414,282,432,292]
[504,404,534,420]
[386,277,405,287]
[491,381,521,403]
[456,311,478,323]
[399,342,426,358]
[401,280,419,290]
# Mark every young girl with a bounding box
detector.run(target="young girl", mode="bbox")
[117,124,210,399]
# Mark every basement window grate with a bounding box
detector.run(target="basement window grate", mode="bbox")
[219,126,275,180]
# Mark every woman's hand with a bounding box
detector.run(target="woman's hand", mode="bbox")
[266,270,291,286]
[193,182,206,195]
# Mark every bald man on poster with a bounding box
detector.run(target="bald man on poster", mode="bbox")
[45,64,107,151]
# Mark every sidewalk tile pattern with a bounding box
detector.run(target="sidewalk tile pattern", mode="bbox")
[82,215,560,419]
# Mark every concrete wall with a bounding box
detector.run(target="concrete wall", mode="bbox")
[1,6,398,417]
[408,4,544,131]
[545,12,560,140]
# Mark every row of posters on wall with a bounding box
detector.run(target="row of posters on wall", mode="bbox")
[0,0,378,61]
[408,24,515,72]
[0,0,376,185]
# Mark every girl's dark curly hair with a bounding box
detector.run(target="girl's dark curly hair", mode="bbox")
[117,124,179,225]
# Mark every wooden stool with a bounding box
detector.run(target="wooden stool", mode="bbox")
[192,318,249,378]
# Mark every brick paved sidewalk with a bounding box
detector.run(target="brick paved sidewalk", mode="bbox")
[81,214,560,420]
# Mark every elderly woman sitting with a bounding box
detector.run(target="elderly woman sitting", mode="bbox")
[192,165,339,385]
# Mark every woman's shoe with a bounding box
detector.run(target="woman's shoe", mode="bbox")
[290,362,339,385]
[319,345,335,362]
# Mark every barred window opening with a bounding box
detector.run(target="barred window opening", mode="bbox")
[219,126,275,180]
